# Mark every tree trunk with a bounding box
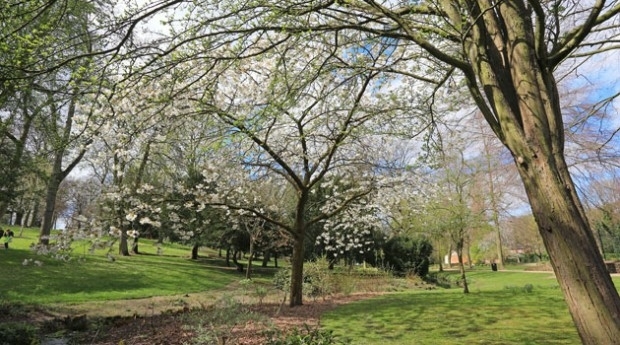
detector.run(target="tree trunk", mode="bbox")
[39,175,61,246]
[262,250,270,267]
[289,191,309,307]
[191,243,199,260]
[456,2,620,340]
[289,236,305,307]
[119,231,130,256]
[436,241,443,272]
[232,249,239,265]
[466,240,473,269]
[517,153,620,343]
[39,95,86,245]
[225,247,231,267]
[456,238,469,294]
[246,239,254,279]
[132,236,140,254]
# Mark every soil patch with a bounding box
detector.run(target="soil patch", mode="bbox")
[39,293,381,345]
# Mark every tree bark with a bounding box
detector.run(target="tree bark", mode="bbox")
[132,236,140,254]
[516,152,620,343]
[262,250,270,267]
[454,2,620,342]
[39,170,61,246]
[455,237,469,294]
[289,235,305,306]
[246,238,254,279]
[118,231,130,256]
[191,244,199,260]
[289,191,309,307]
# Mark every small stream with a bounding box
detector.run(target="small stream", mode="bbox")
[41,337,70,345]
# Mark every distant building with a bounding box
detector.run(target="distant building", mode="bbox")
[444,251,470,265]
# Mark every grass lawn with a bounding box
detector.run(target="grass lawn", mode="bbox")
[0,227,258,305]
[322,270,620,345]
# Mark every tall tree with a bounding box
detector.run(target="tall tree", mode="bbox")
[36,0,107,244]
[161,35,428,306]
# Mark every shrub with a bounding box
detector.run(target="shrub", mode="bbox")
[425,271,454,288]
[0,301,30,319]
[382,237,433,277]
[303,258,334,300]
[273,258,336,301]
[238,278,269,305]
[181,296,269,345]
[352,266,390,279]
[264,324,350,345]
[0,322,39,345]
[273,268,291,292]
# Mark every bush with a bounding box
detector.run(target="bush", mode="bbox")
[0,322,39,345]
[274,268,291,292]
[238,278,269,304]
[303,258,334,300]
[351,266,391,279]
[264,324,350,345]
[382,236,433,277]
[425,271,454,288]
[273,258,336,301]
[181,296,269,345]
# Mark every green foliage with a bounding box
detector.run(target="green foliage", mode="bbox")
[0,322,39,345]
[425,271,455,288]
[303,258,335,300]
[274,259,397,299]
[382,236,433,277]
[264,324,350,345]
[350,266,391,279]
[273,258,334,301]
[595,210,620,259]
[238,278,269,304]
[273,268,291,292]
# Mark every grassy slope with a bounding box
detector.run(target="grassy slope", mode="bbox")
[322,270,620,345]
[0,227,245,305]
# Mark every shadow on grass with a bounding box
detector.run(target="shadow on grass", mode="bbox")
[321,289,580,345]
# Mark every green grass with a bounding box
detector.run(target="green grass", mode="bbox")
[0,227,256,305]
[322,270,620,345]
